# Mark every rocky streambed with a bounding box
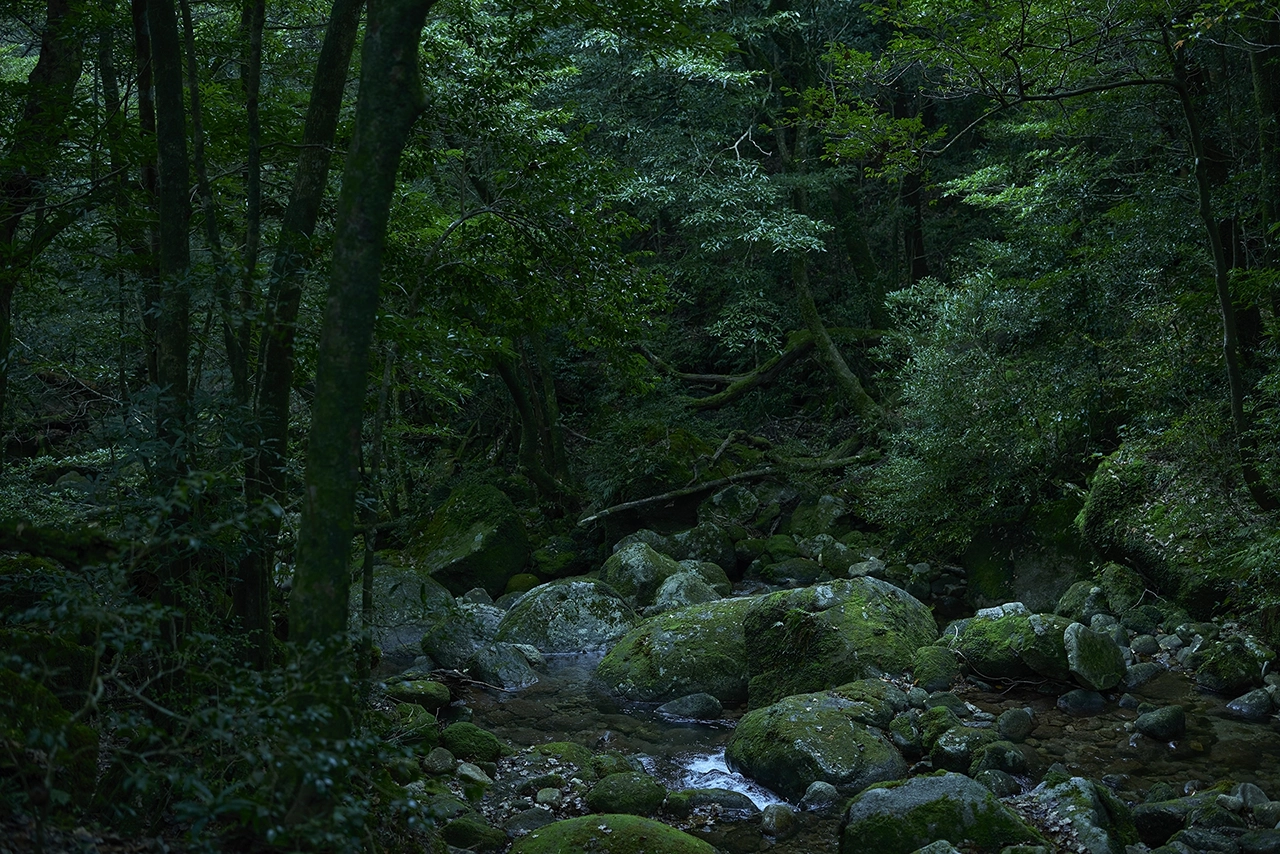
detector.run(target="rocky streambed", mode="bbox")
[366,485,1280,853]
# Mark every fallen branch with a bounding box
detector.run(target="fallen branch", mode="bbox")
[576,456,865,527]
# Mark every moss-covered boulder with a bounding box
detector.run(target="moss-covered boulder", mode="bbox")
[421,601,502,668]
[946,612,1072,683]
[785,493,852,539]
[1195,638,1266,695]
[0,628,95,711]
[597,596,756,703]
[601,543,684,606]
[678,560,732,596]
[698,485,760,529]
[495,578,637,653]
[838,772,1043,854]
[671,522,735,573]
[650,572,721,613]
[351,564,457,661]
[466,642,541,691]
[962,498,1092,613]
[510,814,717,854]
[930,725,997,773]
[442,813,506,851]
[1055,581,1110,624]
[386,679,450,710]
[913,646,960,693]
[725,690,908,801]
[586,772,667,816]
[1032,777,1137,854]
[411,484,530,597]
[393,703,439,746]
[743,578,938,707]
[0,668,98,806]
[1064,622,1126,691]
[441,722,503,763]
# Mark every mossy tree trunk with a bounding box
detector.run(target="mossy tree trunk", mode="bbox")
[290,0,436,678]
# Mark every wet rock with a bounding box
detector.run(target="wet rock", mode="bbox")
[421,601,503,668]
[1226,688,1274,721]
[998,707,1034,742]
[889,710,923,758]
[1065,622,1126,691]
[1187,801,1248,830]
[1197,638,1265,695]
[677,559,732,596]
[1134,705,1185,741]
[422,746,456,775]
[601,542,684,606]
[614,528,677,556]
[975,769,1022,797]
[534,787,562,807]
[786,493,851,539]
[1218,794,1245,812]
[1056,582,1110,624]
[1131,634,1161,655]
[671,522,736,574]
[503,807,557,836]
[931,724,997,772]
[411,484,530,597]
[665,788,759,817]
[743,577,938,706]
[1169,827,1240,853]
[466,642,540,691]
[1123,661,1166,691]
[585,772,666,816]
[455,761,493,787]
[509,814,717,854]
[1235,783,1269,810]
[1057,688,1105,717]
[597,596,756,703]
[801,780,840,812]
[725,690,908,801]
[945,611,1069,682]
[838,772,1042,853]
[650,571,721,613]
[386,678,450,709]
[758,556,826,585]
[925,690,969,716]
[906,686,929,708]
[913,645,960,692]
[1254,801,1280,827]
[495,577,637,653]
[1034,776,1138,854]
[461,587,493,605]
[698,484,760,529]
[1242,830,1280,854]
[442,813,506,851]
[656,692,723,720]
[761,803,798,839]
[970,740,1029,776]
[441,722,503,763]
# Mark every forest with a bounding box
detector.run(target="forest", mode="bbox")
[2,0,1280,851]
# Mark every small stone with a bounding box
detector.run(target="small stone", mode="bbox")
[1118,693,1141,710]
[1135,705,1186,741]
[1226,688,1274,721]
[800,780,839,812]
[1057,688,1105,717]
[906,686,929,708]
[456,762,493,786]
[997,708,1033,742]
[461,587,494,605]
[1124,661,1166,690]
[422,747,456,775]
[1132,634,1161,656]
[535,787,563,807]
[1159,633,1185,652]
[760,803,798,839]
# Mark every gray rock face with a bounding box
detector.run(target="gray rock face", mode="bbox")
[601,542,684,605]
[726,690,908,801]
[495,578,637,653]
[411,484,530,597]
[1226,688,1275,721]
[350,566,457,662]
[421,601,503,668]
[671,522,736,572]
[1034,776,1134,854]
[839,772,1041,854]
[1065,622,1127,691]
[656,692,723,720]
[466,642,540,691]
[650,571,721,613]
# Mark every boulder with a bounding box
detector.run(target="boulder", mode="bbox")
[1134,705,1185,740]
[913,646,960,693]
[495,578,637,653]
[597,596,755,703]
[1098,563,1146,614]
[1058,689,1105,717]
[441,722,503,763]
[930,724,997,773]
[786,493,851,539]
[671,522,736,572]
[1196,638,1267,695]
[613,529,677,556]
[656,693,723,720]
[946,611,1071,682]
[420,601,503,668]
[743,577,938,707]
[962,498,1092,613]
[1226,688,1274,721]
[650,571,721,613]
[600,542,684,606]
[385,679,450,709]
[1065,622,1126,691]
[678,560,732,596]
[1033,776,1138,854]
[698,484,760,529]
[466,642,540,691]
[838,772,1042,854]
[725,690,908,801]
[585,772,666,816]
[997,708,1034,742]
[665,788,759,818]
[349,565,456,662]
[1056,582,1110,624]
[411,484,530,597]
[509,814,717,854]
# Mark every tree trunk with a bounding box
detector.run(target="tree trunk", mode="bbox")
[494,350,573,503]
[290,0,435,666]
[1170,40,1278,511]
[0,0,84,466]
[236,0,362,670]
[131,0,161,387]
[240,0,265,393]
[1253,18,1280,288]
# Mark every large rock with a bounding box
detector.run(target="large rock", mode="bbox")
[1064,622,1126,691]
[743,578,938,707]
[466,642,540,691]
[349,565,457,662]
[962,498,1092,613]
[421,601,503,668]
[838,772,1042,854]
[411,484,530,597]
[495,578,637,654]
[600,542,683,606]
[671,522,736,573]
[725,690,908,801]
[597,597,756,703]
[698,485,760,529]
[785,493,851,539]
[650,571,721,613]
[1033,777,1138,854]
[945,611,1071,683]
[510,814,716,854]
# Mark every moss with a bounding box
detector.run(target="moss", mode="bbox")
[505,572,542,594]
[949,614,1034,680]
[441,722,502,763]
[442,814,506,851]
[0,668,98,807]
[601,543,683,605]
[914,646,960,692]
[412,484,530,597]
[0,628,95,711]
[510,814,717,854]
[394,703,439,748]
[1099,563,1145,614]
[918,706,961,751]
[585,771,666,816]
[531,741,594,770]
[385,679,450,710]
